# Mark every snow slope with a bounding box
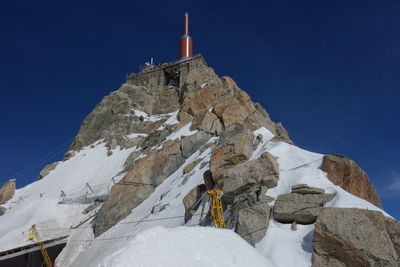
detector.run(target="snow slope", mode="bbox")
[0,142,137,251]
[98,226,270,267]
[0,118,392,267]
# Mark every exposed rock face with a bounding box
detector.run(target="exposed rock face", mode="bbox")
[273,185,334,224]
[180,132,212,159]
[70,82,180,151]
[322,154,381,207]
[385,218,400,258]
[85,56,292,236]
[270,122,294,144]
[183,184,206,223]
[183,159,202,174]
[38,162,59,179]
[94,138,190,235]
[63,150,76,161]
[0,206,6,216]
[0,179,16,205]
[312,208,399,267]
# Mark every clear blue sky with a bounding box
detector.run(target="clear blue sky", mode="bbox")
[0,0,399,219]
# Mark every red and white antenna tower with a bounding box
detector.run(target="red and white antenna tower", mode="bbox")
[179,12,193,59]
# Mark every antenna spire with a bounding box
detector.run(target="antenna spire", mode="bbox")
[179,12,193,59]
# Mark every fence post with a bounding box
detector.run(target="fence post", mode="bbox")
[86,183,94,194]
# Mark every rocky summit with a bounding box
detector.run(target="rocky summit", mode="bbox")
[1,56,397,267]
[90,56,291,236]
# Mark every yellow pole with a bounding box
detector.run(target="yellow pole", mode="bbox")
[29,225,53,267]
[207,189,226,229]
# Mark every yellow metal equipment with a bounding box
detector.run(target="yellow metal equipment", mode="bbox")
[207,189,226,229]
[28,224,53,267]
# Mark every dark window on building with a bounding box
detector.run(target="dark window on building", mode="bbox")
[164,68,180,88]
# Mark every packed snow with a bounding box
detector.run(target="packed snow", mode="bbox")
[98,226,270,267]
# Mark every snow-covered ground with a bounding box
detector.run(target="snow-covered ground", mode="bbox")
[98,226,270,267]
[0,141,137,252]
[0,117,391,267]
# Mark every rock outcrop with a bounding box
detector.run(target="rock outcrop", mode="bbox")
[209,128,256,186]
[321,154,381,207]
[273,184,334,224]
[183,184,206,223]
[0,179,16,205]
[70,82,180,151]
[235,201,271,246]
[312,208,399,267]
[38,162,59,179]
[0,206,6,216]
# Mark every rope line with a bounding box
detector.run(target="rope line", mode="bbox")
[18,138,73,178]
[37,213,204,232]
[282,158,323,172]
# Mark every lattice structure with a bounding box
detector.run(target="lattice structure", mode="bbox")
[58,181,112,204]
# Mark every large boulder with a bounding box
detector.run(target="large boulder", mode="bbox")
[222,152,279,195]
[223,189,271,246]
[273,185,334,224]
[312,208,399,267]
[209,129,255,186]
[0,179,16,205]
[38,162,59,179]
[235,201,270,246]
[321,154,381,207]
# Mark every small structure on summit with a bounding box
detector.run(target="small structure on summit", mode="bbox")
[127,12,203,89]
